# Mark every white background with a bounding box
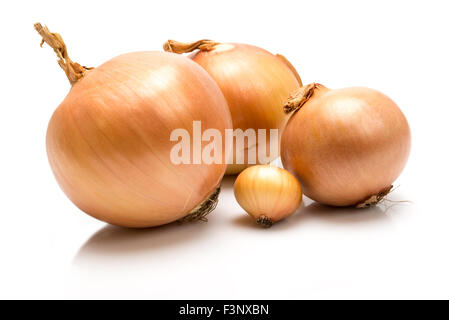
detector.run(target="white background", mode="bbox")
[1,0,448,299]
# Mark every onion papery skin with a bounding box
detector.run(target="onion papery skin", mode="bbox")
[281,86,411,206]
[47,52,232,227]
[189,44,302,174]
[234,165,303,226]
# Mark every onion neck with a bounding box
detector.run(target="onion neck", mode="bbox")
[163,39,220,54]
[34,23,92,86]
[284,83,327,114]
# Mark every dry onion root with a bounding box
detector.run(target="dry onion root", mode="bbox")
[281,83,411,207]
[35,23,232,228]
[164,39,303,175]
[234,165,303,227]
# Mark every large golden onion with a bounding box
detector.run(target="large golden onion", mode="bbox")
[281,84,411,207]
[37,24,232,227]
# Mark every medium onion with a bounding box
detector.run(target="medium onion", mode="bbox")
[281,83,411,207]
[234,165,303,227]
[164,39,303,174]
[35,24,232,228]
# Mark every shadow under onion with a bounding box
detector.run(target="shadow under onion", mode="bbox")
[232,199,396,230]
[73,219,211,263]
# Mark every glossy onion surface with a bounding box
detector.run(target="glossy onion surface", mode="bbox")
[190,44,302,174]
[282,86,411,206]
[47,52,232,227]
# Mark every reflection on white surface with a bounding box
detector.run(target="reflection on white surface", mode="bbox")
[75,174,398,257]
[75,219,213,259]
[69,175,420,299]
[74,177,239,261]
[75,191,393,260]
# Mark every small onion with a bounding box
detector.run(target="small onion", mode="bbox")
[281,83,411,207]
[164,39,303,175]
[234,165,303,227]
[35,24,232,228]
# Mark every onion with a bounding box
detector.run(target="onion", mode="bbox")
[35,24,232,228]
[234,165,303,227]
[281,83,411,207]
[163,39,303,175]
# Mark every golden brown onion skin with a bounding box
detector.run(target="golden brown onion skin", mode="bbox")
[47,52,232,227]
[234,165,303,225]
[281,86,411,206]
[190,44,302,174]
